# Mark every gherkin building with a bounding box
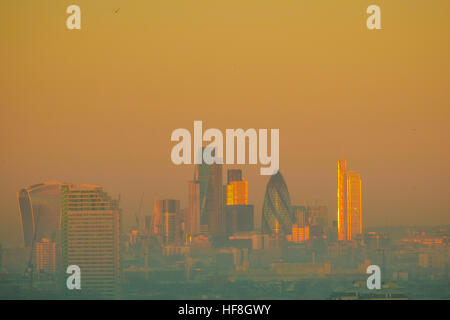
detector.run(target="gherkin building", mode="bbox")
[262,171,294,235]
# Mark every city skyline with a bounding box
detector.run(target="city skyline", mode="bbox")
[1,1,450,247]
[2,155,449,247]
[4,161,447,300]
[14,159,338,250]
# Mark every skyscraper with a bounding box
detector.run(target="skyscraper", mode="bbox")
[17,182,64,247]
[226,169,248,206]
[153,199,181,245]
[224,169,253,235]
[187,180,201,240]
[262,171,293,236]
[194,147,223,237]
[337,159,347,241]
[225,205,254,236]
[61,184,120,299]
[346,172,362,240]
[337,159,363,241]
[226,181,248,205]
[290,205,308,242]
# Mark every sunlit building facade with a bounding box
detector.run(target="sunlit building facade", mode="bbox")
[224,169,253,235]
[346,172,362,240]
[61,184,121,299]
[289,225,310,243]
[337,159,347,241]
[337,159,362,241]
[262,171,293,236]
[226,181,248,205]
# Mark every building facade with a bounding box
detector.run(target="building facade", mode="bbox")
[35,238,57,277]
[346,172,362,240]
[61,184,120,299]
[337,160,347,241]
[261,171,293,236]
[194,147,223,237]
[17,182,64,247]
[153,199,181,245]
[337,159,362,241]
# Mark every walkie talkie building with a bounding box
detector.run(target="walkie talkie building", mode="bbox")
[17,182,64,247]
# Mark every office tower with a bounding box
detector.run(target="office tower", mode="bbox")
[153,199,181,245]
[290,206,309,243]
[61,184,120,299]
[194,147,223,237]
[187,180,201,240]
[35,238,56,276]
[289,205,328,242]
[227,169,242,184]
[225,205,254,236]
[226,181,248,205]
[337,159,347,241]
[346,172,362,240]
[262,171,293,235]
[224,169,253,235]
[290,224,309,243]
[336,159,363,241]
[225,169,248,205]
[17,182,64,247]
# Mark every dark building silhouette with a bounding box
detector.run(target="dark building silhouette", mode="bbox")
[153,199,181,245]
[225,205,254,236]
[227,169,242,184]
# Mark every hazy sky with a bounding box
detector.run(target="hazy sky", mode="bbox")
[1,1,449,246]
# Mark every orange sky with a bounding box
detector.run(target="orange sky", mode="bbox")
[1,1,449,246]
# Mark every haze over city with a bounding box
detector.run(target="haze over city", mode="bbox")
[1,1,450,247]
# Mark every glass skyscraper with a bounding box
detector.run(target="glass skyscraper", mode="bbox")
[337,159,347,241]
[261,171,293,235]
[194,147,223,237]
[17,182,64,247]
[337,159,363,241]
[346,172,362,240]
[224,169,253,235]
